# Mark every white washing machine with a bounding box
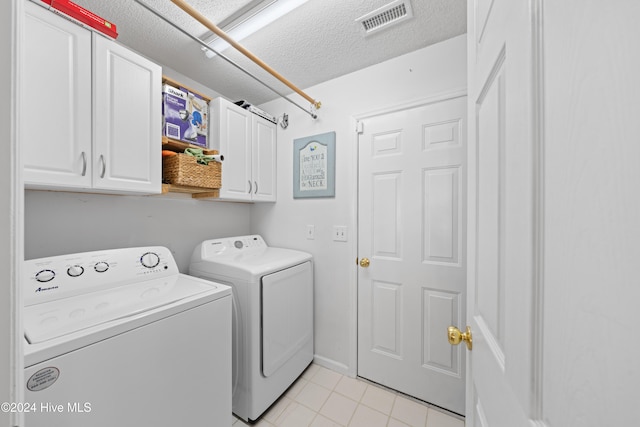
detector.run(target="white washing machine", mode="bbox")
[189,235,313,422]
[23,246,232,427]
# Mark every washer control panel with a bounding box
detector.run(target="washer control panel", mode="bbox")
[24,247,178,306]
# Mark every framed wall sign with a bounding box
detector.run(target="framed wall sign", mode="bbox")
[293,131,336,198]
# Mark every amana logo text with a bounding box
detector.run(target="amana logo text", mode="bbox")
[35,286,59,293]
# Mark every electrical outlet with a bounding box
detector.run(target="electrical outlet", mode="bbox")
[306,225,315,240]
[333,226,348,242]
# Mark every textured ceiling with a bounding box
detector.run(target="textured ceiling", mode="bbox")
[72,0,466,105]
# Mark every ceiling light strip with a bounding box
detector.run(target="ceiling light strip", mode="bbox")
[134,0,318,119]
[170,0,321,110]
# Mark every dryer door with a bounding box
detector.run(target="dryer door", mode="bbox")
[261,261,313,377]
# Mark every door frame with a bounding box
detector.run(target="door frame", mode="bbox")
[3,0,24,426]
[529,0,546,420]
[349,87,467,379]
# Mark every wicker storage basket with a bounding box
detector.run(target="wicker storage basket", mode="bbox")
[162,152,221,189]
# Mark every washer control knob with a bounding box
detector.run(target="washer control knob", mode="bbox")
[35,269,55,283]
[94,262,109,273]
[140,252,160,269]
[67,265,84,277]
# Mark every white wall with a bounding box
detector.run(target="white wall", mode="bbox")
[25,192,250,272]
[252,34,467,374]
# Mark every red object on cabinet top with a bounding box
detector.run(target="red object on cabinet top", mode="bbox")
[41,0,118,39]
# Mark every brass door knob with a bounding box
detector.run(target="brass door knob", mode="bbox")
[359,257,370,268]
[448,326,473,351]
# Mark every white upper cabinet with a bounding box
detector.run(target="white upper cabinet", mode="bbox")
[92,36,161,194]
[22,1,92,189]
[213,99,252,200]
[251,116,277,202]
[211,98,276,202]
[22,2,161,195]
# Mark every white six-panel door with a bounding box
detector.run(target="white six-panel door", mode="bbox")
[466,0,537,425]
[357,95,467,415]
[468,1,640,426]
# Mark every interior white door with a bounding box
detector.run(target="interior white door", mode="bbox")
[540,2,640,426]
[357,95,467,415]
[468,1,640,426]
[465,0,537,425]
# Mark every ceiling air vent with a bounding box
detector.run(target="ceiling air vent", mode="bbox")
[356,0,414,35]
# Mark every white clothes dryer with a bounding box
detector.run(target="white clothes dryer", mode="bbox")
[23,246,232,427]
[189,235,313,422]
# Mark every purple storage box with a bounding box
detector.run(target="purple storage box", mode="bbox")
[162,84,208,147]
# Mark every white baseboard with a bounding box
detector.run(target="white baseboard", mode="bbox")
[312,355,355,377]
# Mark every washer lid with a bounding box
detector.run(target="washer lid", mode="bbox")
[191,246,312,281]
[23,274,229,344]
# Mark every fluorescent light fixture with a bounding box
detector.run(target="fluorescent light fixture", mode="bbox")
[203,0,309,58]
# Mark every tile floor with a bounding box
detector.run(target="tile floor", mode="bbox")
[231,363,465,427]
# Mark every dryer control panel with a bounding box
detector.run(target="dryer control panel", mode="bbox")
[200,235,267,259]
[24,247,179,306]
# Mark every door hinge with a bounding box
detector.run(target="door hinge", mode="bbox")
[356,121,364,134]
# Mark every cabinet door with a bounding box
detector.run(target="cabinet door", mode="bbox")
[92,35,161,194]
[22,2,92,189]
[215,99,252,201]
[251,116,277,202]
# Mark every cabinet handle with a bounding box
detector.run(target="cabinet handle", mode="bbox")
[248,180,252,194]
[80,152,87,176]
[99,155,106,178]
[254,181,258,194]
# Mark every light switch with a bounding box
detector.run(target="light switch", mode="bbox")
[333,226,347,242]
[306,225,315,240]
